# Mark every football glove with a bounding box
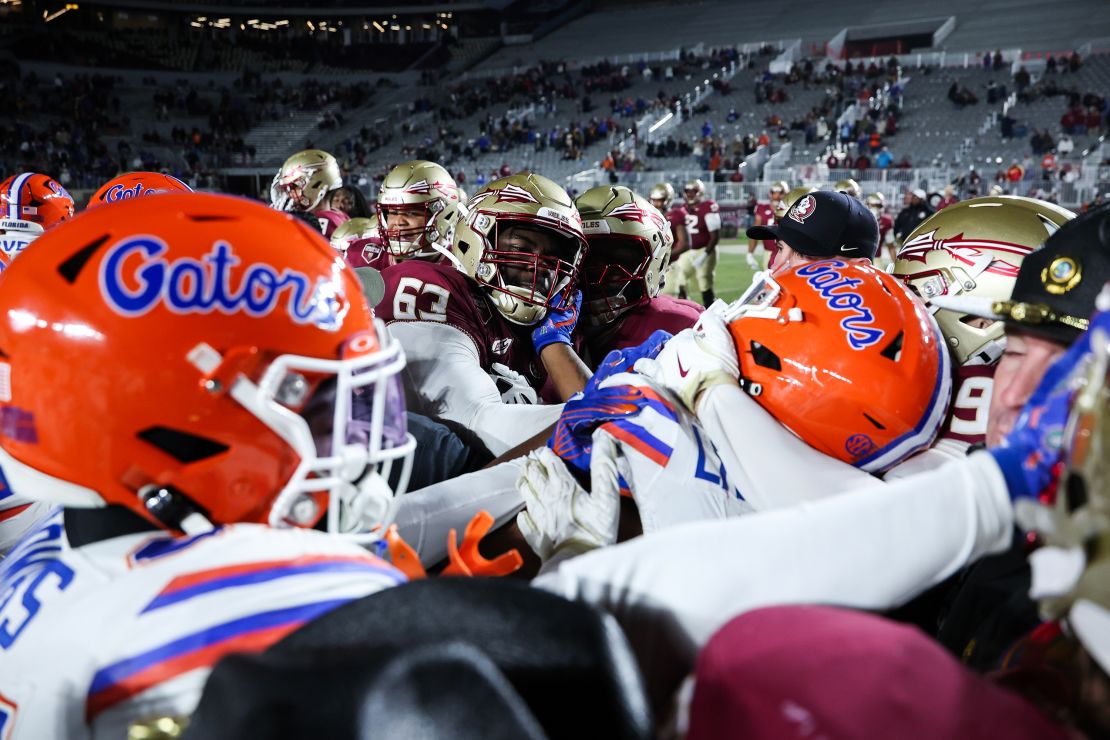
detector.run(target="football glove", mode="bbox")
[516,430,621,562]
[989,311,1109,502]
[633,308,739,411]
[532,289,582,353]
[490,362,538,405]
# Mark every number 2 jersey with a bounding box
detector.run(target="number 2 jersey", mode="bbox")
[685,200,721,250]
[0,511,404,739]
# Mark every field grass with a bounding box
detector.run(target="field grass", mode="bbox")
[711,237,764,303]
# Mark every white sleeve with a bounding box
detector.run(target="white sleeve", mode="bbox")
[389,321,563,456]
[393,460,525,566]
[697,384,879,510]
[703,212,721,232]
[534,451,1013,682]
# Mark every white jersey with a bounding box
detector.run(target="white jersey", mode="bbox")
[0,466,51,557]
[586,372,752,532]
[0,511,405,739]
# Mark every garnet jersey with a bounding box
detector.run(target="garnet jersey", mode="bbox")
[666,205,689,244]
[877,213,895,248]
[377,261,546,391]
[752,202,778,249]
[0,511,404,739]
[316,209,349,240]
[685,200,721,250]
[344,233,394,271]
[582,296,703,364]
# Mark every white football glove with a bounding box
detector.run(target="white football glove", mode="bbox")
[490,362,538,405]
[515,431,621,562]
[633,308,739,412]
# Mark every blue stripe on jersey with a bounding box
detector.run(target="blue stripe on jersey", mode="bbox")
[609,418,674,460]
[88,599,350,695]
[140,559,405,614]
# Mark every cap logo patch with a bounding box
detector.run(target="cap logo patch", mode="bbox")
[788,195,816,223]
[1042,256,1081,294]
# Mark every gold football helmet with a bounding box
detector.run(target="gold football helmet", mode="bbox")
[576,185,674,326]
[270,149,342,212]
[377,160,460,260]
[893,196,1075,365]
[649,182,676,211]
[835,178,862,200]
[683,179,706,206]
[448,173,586,325]
[330,215,378,253]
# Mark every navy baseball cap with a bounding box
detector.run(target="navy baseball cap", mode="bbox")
[747,190,879,259]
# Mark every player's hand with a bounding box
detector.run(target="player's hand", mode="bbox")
[532,290,581,353]
[589,330,672,392]
[633,309,739,411]
[490,362,538,405]
[989,311,1109,501]
[549,380,654,476]
[516,431,621,562]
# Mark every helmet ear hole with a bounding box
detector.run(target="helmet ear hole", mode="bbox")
[749,341,782,371]
[137,426,230,464]
[879,331,904,362]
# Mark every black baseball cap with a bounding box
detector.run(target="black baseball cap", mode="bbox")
[932,203,1110,346]
[746,190,879,259]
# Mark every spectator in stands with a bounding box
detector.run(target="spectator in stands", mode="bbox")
[893,188,934,246]
[1046,55,1058,74]
[1014,66,1031,93]
[936,185,958,210]
[1058,134,1075,156]
[875,146,893,169]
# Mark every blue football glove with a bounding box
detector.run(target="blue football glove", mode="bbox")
[988,313,1107,501]
[532,290,582,353]
[587,330,673,393]
[548,382,654,478]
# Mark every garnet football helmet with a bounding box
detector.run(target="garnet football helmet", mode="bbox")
[893,196,1074,365]
[377,160,460,260]
[0,193,414,539]
[723,261,951,472]
[449,173,587,325]
[649,182,676,211]
[684,179,706,206]
[270,149,342,213]
[0,172,75,269]
[576,185,673,326]
[88,171,193,208]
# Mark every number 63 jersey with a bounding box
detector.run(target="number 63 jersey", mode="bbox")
[0,512,404,739]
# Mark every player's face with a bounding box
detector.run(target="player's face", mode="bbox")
[497,224,573,294]
[331,189,355,214]
[650,196,666,211]
[684,188,699,204]
[769,241,809,275]
[583,236,647,303]
[770,188,784,202]
[987,330,1066,446]
[383,205,427,232]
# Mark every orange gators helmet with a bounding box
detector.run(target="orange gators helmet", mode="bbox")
[722,260,951,472]
[88,171,193,207]
[0,172,75,269]
[0,193,414,538]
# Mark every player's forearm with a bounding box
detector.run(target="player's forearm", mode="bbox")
[534,450,1013,668]
[540,343,592,401]
[394,460,525,566]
